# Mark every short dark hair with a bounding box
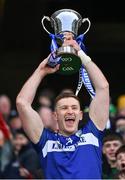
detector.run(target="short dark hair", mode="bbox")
[13,128,29,140]
[115,115,125,122]
[9,110,19,121]
[116,145,125,158]
[38,88,55,100]
[54,92,81,109]
[103,131,123,145]
[60,88,74,94]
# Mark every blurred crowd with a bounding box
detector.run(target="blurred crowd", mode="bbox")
[1,89,125,179]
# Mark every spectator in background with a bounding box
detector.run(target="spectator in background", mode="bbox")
[38,88,55,109]
[8,110,22,135]
[106,97,117,131]
[117,94,125,116]
[0,94,11,123]
[60,88,74,94]
[38,105,58,132]
[102,131,123,179]
[114,145,125,180]
[0,112,12,140]
[2,128,41,179]
[115,116,125,144]
[113,145,125,179]
[0,112,13,173]
[109,103,117,119]
[0,130,5,177]
[0,130,4,147]
[37,88,57,132]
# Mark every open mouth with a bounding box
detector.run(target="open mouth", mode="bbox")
[109,153,115,157]
[65,117,75,126]
[121,163,125,170]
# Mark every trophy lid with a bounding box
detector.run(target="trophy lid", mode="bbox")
[50,9,82,35]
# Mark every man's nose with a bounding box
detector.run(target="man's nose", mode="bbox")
[110,145,115,150]
[67,107,73,114]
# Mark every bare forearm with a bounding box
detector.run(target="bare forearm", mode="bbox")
[17,67,45,105]
[16,54,59,107]
[78,50,109,90]
[85,61,109,90]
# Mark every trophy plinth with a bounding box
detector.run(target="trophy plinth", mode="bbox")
[56,46,81,75]
[41,9,91,75]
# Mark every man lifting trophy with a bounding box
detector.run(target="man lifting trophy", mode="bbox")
[16,8,109,180]
[41,9,91,75]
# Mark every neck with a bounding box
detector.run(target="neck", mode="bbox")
[58,129,78,137]
[108,159,117,168]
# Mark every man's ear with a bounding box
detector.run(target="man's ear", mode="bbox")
[102,146,105,154]
[80,111,83,120]
[53,111,58,121]
[52,112,59,132]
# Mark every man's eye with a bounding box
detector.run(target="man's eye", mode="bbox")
[61,107,67,110]
[72,107,78,110]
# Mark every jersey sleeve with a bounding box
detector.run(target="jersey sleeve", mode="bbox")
[32,128,52,153]
[83,117,104,141]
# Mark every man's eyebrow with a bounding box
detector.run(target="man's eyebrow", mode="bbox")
[57,105,67,108]
[72,105,78,107]
[58,104,78,108]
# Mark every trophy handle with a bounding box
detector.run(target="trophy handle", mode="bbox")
[82,18,91,35]
[41,16,51,34]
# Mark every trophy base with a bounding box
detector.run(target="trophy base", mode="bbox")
[56,46,82,75]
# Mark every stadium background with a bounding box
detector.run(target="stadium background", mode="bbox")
[0,0,125,108]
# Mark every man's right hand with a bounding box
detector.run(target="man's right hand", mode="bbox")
[38,54,60,76]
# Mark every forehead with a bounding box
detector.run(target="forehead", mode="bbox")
[104,140,122,146]
[116,119,125,123]
[15,134,27,139]
[56,97,80,107]
[117,152,125,157]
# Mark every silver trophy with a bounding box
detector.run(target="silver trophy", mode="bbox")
[41,9,91,75]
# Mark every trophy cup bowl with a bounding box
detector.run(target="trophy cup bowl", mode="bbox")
[41,9,91,75]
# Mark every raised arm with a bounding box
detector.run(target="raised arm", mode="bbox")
[16,56,59,143]
[78,50,109,130]
[63,37,109,130]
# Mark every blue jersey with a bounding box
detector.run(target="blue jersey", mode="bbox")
[33,118,104,179]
